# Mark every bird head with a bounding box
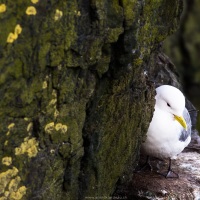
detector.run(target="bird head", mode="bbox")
[155,85,187,130]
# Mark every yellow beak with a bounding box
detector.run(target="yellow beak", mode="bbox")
[174,115,187,130]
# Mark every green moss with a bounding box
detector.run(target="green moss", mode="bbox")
[135,0,181,55]
[106,27,124,43]
[84,38,104,65]
[121,0,137,27]
[38,42,51,69]
[133,58,143,67]
[95,55,110,77]
[0,58,23,86]
[106,0,123,28]
[81,66,153,197]
[65,50,81,67]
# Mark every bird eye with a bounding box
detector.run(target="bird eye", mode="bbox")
[167,103,171,107]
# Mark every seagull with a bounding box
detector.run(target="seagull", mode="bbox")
[140,85,192,178]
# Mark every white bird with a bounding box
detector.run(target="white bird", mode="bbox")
[141,85,191,178]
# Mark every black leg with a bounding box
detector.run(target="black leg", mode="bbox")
[135,156,153,172]
[158,158,179,178]
[165,158,179,178]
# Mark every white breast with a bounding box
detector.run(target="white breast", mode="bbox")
[141,107,191,159]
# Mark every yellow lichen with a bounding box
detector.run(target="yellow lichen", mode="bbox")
[8,123,15,130]
[26,145,38,157]
[77,11,81,16]
[49,99,57,106]
[26,6,37,15]
[47,90,59,119]
[61,125,68,133]
[8,176,21,192]
[4,191,9,197]
[52,90,57,97]
[0,174,26,200]
[9,186,27,200]
[7,24,22,43]
[14,148,22,156]
[27,122,33,132]
[75,10,81,16]
[54,9,63,21]
[55,123,62,131]
[24,137,29,142]
[42,81,47,89]
[0,4,6,13]
[24,117,30,122]
[45,122,68,134]
[15,137,39,158]
[54,109,59,118]
[44,122,55,134]
[14,24,22,35]
[2,157,12,166]
[0,167,19,195]
[0,197,7,200]
[6,123,15,135]
[31,0,39,4]
[7,33,18,43]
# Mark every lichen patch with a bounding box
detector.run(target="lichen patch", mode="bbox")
[8,123,15,130]
[6,123,15,136]
[46,89,60,119]
[54,9,63,21]
[14,24,22,35]
[15,137,39,158]
[45,122,68,134]
[7,24,22,43]
[55,123,68,133]
[54,109,59,118]
[7,33,18,43]
[0,4,6,13]
[0,167,19,195]
[42,81,47,89]
[9,186,27,200]
[44,122,55,134]
[26,6,37,15]
[26,122,33,132]
[0,168,27,200]
[4,140,8,146]
[75,10,81,16]
[8,176,21,192]
[49,99,57,106]
[24,117,30,122]
[6,131,10,136]
[2,157,12,166]
[52,89,57,97]
[31,0,39,4]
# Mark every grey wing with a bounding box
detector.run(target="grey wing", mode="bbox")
[179,108,192,142]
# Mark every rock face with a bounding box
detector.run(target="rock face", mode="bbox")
[164,0,200,89]
[113,52,200,200]
[163,0,200,130]
[114,128,200,200]
[0,1,183,199]
[114,148,200,200]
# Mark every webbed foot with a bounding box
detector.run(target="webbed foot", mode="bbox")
[158,158,179,178]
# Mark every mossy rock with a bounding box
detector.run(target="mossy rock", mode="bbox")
[0,0,182,199]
